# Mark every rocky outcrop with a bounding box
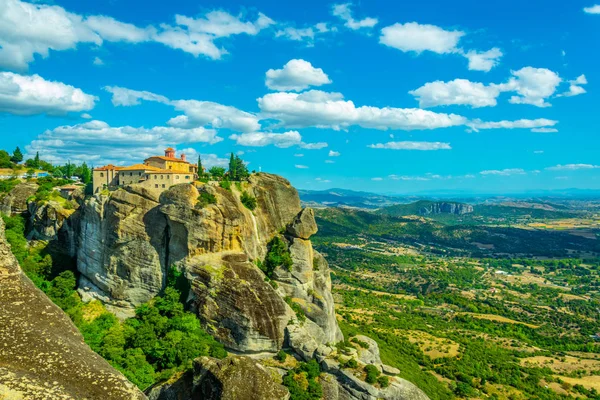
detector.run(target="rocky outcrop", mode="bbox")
[418,202,473,216]
[148,356,289,400]
[320,339,429,400]
[0,182,37,216]
[0,218,145,400]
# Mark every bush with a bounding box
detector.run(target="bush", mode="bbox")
[351,337,370,349]
[240,191,257,211]
[285,296,306,323]
[262,236,293,278]
[340,358,358,369]
[364,364,381,384]
[282,360,322,400]
[277,349,287,362]
[377,375,390,388]
[197,191,217,208]
[219,179,231,191]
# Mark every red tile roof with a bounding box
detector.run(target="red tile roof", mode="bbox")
[94,164,123,171]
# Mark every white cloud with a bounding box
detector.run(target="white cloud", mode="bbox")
[93,56,104,66]
[295,164,309,169]
[332,3,378,30]
[480,168,526,176]
[0,0,275,69]
[410,67,582,109]
[368,141,451,150]
[25,120,221,165]
[275,26,315,42]
[294,153,304,157]
[84,15,154,43]
[325,160,335,164]
[104,86,260,132]
[557,74,588,97]
[0,71,97,115]
[371,177,383,181]
[497,67,562,107]
[315,177,331,183]
[174,11,274,38]
[328,150,341,157]
[389,174,430,181]
[179,148,229,168]
[468,118,557,131]
[531,128,558,133]
[229,130,326,149]
[584,4,600,13]
[81,113,92,119]
[380,22,463,54]
[409,79,501,108]
[258,90,467,131]
[533,150,544,154]
[266,59,331,91]
[546,164,599,171]
[464,48,503,72]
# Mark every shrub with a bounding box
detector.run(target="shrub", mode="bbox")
[277,349,287,362]
[240,191,257,211]
[262,236,292,278]
[377,375,390,388]
[285,296,306,323]
[197,191,217,208]
[282,361,322,400]
[340,358,358,369]
[351,337,370,349]
[364,364,381,384]
[219,179,231,191]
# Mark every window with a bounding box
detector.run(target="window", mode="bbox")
[155,184,158,188]
[100,172,104,177]
[162,184,165,188]
[154,175,157,179]
[185,176,190,180]
[176,175,180,179]
[161,175,164,180]
[130,172,132,176]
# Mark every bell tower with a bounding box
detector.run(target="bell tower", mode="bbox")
[164,147,175,158]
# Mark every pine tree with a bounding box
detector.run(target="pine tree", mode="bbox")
[33,152,40,169]
[228,153,237,180]
[234,155,249,179]
[80,162,92,184]
[197,155,203,175]
[10,147,23,163]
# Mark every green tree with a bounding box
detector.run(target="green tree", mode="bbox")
[209,166,225,180]
[197,155,203,176]
[0,150,13,168]
[33,152,40,169]
[228,153,236,180]
[80,162,92,184]
[234,155,249,180]
[10,147,23,163]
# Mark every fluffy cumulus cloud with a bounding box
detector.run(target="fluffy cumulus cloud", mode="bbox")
[332,3,378,30]
[410,67,584,109]
[380,22,464,54]
[0,71,97,115]
[368,141,452,150]
[0,0,275,69]
[463,48,503,72]
[480,168,526,176]
[257,90,467,131]
[379,21,502,71]
[229,130,327,149]
[104,86,260,132]
[546,164,600,171]
[409,79,501,108]
[25,120,221,164]
[584,4,600,13]
[274,22,335,44]
[497,67,562,107]
[265,59,332,91]
[328,150,341,157]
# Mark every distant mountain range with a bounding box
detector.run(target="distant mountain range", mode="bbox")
[298,187,600,209]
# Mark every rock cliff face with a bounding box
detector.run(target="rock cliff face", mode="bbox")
[0,218,145,400]
[418,201,473,216]
[0,182,38,216]
[71,173,427,400]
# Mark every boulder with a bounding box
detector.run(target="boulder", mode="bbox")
[286,208,318,239]
[0,182,37,216]
[354,335,382,365]
[382,364,400,376]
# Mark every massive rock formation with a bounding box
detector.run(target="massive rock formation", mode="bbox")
[0,182,38,216]
[67,173,427,399]
[0,218,145,400]
[418,201,473,216]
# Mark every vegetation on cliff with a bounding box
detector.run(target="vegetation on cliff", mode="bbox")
[1,213,226,390]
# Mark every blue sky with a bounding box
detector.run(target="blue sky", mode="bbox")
[0,0,599,193]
